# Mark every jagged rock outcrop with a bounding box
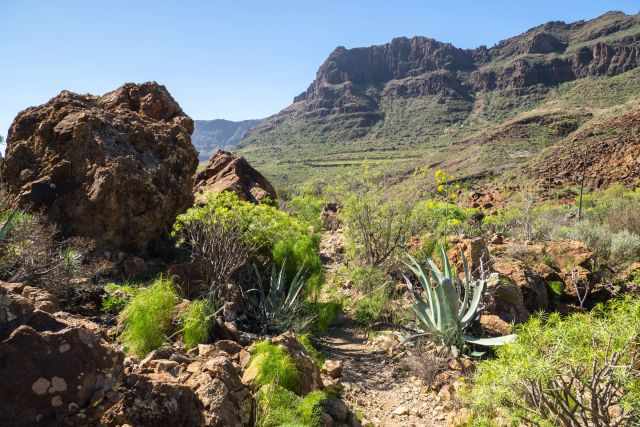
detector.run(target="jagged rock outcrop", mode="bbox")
[0,283,124,427]
[193,150,276,204]
[2,82,198,251]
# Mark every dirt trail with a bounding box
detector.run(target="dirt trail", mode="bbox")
[318,229,454,426]
[318,325,450,427]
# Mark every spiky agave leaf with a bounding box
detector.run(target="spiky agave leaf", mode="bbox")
[464,334,517,346]
[404,246,515,351]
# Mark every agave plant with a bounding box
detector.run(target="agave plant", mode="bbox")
[404,245,516,352]
[247,262,312,334]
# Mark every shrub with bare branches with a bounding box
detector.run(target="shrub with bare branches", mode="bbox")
[177,218,252,301]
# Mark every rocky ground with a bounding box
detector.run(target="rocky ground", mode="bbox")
[319,325,458,427]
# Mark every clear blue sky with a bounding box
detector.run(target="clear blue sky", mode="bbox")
[1,1,638,138]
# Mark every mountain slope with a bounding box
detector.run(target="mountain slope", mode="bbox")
[238,11,640,188]
[193,119,261,161]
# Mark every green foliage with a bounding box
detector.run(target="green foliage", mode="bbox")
[547,280,564,297]
[174,191,323,290]
[298,390,329,425]
[348,266,387,293]
[354,285,391,325]
[248,341,301,393]
[119,277,179,357]
[412,200,475,236]
[0,210,18,241]
[306,301,343,334]
[181,299,212,349]
[256,384,328,427]
[273,235,323,299]
[287,194,325,232]
[408,233,438,265]
[298,334,325,367]
[340,168,417,267]
[405,247,516,351]
[467,297,640,426]
[102,283,139,314]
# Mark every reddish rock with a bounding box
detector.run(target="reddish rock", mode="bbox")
[194,150,276,204]
[0,283,124,427]
[102,353,252,426]
[2,82,198,251]
[479,314,513,336]
[448,237,491,278]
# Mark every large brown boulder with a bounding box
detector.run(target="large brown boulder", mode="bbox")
[3,82,198,251]
[194,150,276,204]
[0,283,124,427]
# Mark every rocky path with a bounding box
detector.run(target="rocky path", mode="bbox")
[318,229,459,426]
[317,325,452,427]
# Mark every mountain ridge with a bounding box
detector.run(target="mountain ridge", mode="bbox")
[238,11,640,189]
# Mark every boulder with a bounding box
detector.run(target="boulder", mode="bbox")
[448,237,491,278]
[3,82,198,251]
[0,283,124,427]
[492,258,549,314]
[102,350,252,426]
[193,150,276,204]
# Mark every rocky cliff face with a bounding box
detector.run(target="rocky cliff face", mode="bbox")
[193,119,261,161]
[244,11,640,145]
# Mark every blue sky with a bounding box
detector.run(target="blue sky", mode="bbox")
[1,1,638,138]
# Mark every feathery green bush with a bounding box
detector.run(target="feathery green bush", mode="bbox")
[119,277,178,357]
[181,299,212,349]
[102,282,139,314]
[256,383,328,427]
[248,341,301,393]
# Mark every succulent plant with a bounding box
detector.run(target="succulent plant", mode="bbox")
[404,245,516,352]
[248,262,312,334]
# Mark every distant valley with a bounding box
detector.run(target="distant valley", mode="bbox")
[193,118,262,161]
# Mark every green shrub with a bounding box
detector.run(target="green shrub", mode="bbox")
[297,390,329,425]
[557,220,612,263]
[256,383,328,427]
[341,179,416,267]
[298,334,325,366]
[307,301,343,333]
[119,277,179,357]
[547,280,564,297]
[287,194,325,232]
[354,285,390,325]
[412,199,476,236]
[348,266,387,293]
[102,283,139,314]
[174,191,323,291]
[466,297,640,426]
[181,299,212,349]
[610,229,640,266]
[249,262,314,334]
[248,341,301,393]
